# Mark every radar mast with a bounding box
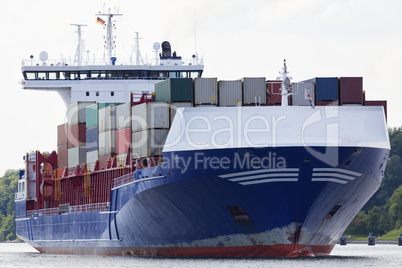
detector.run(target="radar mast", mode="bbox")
[97,8,122,65]
[71,24,87,66]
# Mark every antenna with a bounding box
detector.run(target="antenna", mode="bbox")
[70,24,87,66]
[276,59,293,106]
[97,8,122,65]
[134,32,143,65]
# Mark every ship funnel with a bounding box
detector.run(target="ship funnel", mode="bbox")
[161,41,172,58]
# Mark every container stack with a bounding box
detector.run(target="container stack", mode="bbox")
[267,80,282,106]
[194,78,218,106]
[98,104,117,169]
[85,103,99,169]
[131,102,170,160]
[155,78,193,102]
[339,77,364,105]
[57,123,68,167]
[242,77,266,106]
[116,102,131,166]
[218,80,242,107]
[170,102,193,124]
[291,81,315,106]
[66,102,93,167]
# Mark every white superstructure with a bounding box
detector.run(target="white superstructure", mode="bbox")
[20,11,204,104]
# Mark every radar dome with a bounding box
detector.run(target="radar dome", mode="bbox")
[39,51,48,62]
[153,42,161,51]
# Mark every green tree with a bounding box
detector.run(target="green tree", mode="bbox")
[0,170,19,241]
[345,211,368,235]
[366,206,382,235]
[389,185,402,229]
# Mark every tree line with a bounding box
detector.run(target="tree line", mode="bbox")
[346,127,402,236]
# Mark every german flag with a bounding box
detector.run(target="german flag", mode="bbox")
[97,17,105,25]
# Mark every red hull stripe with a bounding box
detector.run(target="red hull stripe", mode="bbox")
[35,244,335,257]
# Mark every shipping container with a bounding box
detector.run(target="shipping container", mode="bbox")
[116,128,131,154]
[86,126,98,152]
[291,82,315,106]
[267,80,282,105]
[86,103,99,128]
[98,105,117,132]
[194,78,218,105]
[67,123,86,149]
[243,77,267,105]
[116,102,131,130]
[67,146,86,167]
[365,100,387,121]
[315,77,338,101]
[170,102,193,124]
[116,153,128,167]
[99,130,116,156]
[132,129,169,158]
[339,77,363,104]
[86,150,99,166]
[218,80,242,107]
[132,102,170,131]
[57,144,68,167]
[67,102,94,126]
[98,154,114,170]
[57,123,68,146]
[155,78,193,102]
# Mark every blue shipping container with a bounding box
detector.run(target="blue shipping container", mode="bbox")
[86,126,99,152]
[315,77,338,101]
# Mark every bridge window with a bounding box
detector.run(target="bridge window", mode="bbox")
[38,72,47,80]
[25,72,36,80]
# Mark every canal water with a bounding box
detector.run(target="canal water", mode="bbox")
[0,242,401,268]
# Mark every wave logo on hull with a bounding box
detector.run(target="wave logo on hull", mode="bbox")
[219,168,362,185]
[312,168,362,184]
[218,168,300,185]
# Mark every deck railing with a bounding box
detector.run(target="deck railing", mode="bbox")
[26,202,110,218]
[113,172,134,188]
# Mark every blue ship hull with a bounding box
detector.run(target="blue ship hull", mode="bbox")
[15,146,389,257]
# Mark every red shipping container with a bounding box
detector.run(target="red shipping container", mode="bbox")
[339,77,363,104]
[67,123,86,149]
[116,128,131,154]
[99,154,115,170]
[365,100,387,121]
[57,144,68,167]
[57,123,68,146]
[267,80,282,105]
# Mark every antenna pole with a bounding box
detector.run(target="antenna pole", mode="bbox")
[134,32,143,65]
[97,9,122,64]
[71,24,87,66]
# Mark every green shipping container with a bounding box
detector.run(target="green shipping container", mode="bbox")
[155,78,193,102]
[86,103,120,128]
[86,104,99,128]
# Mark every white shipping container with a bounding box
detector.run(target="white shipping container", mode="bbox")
[218,80,242,107]
[132,129,169,158]
[98,105,117,132]
[99,130,116,156]
[131,102,170,132]
[116,153,128,167]
[194,78,218,105]
[243,77,267,105]
[116,102,131,130]
[86,150,99,171]
[170,102,193,124]
[68,146,86,167]
[67,102,94,126]
[291,82,315,106]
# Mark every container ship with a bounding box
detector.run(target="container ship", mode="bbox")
[15,12,390,257]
